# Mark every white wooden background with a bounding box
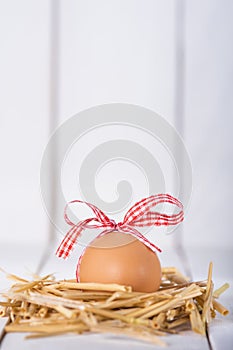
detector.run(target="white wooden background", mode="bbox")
[0,0,232,349]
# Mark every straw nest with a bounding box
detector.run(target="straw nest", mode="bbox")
[0,263,229,346]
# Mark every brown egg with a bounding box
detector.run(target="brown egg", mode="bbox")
[78,231,161,292]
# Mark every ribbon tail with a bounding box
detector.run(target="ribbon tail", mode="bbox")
[56,217,105,259]
[134,231,162,253]
[56,225,83,259]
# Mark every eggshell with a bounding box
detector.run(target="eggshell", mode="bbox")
[78,231,161,292]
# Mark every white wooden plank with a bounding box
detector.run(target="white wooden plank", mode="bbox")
[186,247,233,350]
[184,0,233,250]
[58,0,176,121]
[0,0,49,248]
[0,318,8,343]
[0,243,45,290]
[1,329,210,350]
[208,294,233,350]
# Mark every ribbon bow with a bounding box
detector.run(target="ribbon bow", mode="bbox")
[56,194,184,259]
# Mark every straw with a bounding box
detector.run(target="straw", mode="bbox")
[0,263,229,346]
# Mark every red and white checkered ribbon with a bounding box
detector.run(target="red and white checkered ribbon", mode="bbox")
[56,194,184,260]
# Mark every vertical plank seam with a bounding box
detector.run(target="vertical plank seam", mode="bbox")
[173,0,193,280]
[36,0,61,274]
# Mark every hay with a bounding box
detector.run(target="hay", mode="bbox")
[0,263,229,346]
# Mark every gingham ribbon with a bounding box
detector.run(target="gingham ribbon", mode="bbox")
[56,194,184,259]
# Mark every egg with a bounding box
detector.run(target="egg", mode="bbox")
[78,231,161,292]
